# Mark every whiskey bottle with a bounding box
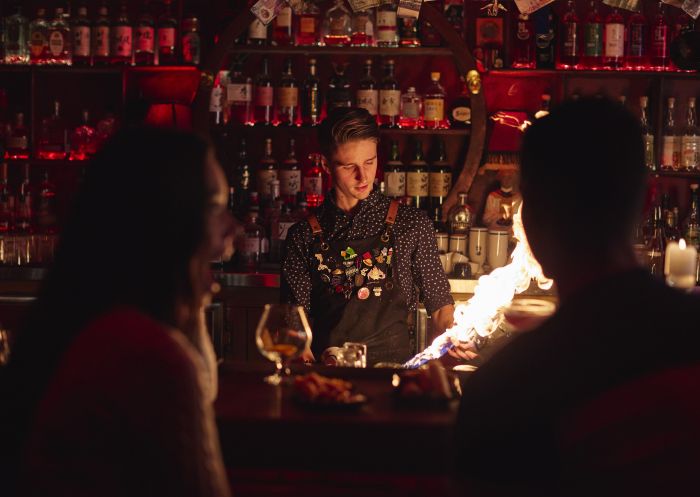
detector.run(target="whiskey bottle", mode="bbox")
[15,164,33,234]
[326,62,352,111]
[272,3,293,47]
[681,97,700,172]
[29,8,49,65]
[257,138,279,201]
[661,97,679,171]
[3,5,29,64]
[238,197,266,272]
[157,0,178,65]
[626,8,647,70]
[650,1,669,71]
[280,138,302,205]
[37,101,67,160]
[235,138,252,216]
[399,87,422,129]
[423,72,447,130]
[93,4,111,66]
[399,14,420,47]
[420,9,441,47]
[254,58,274,126]
[429,139,452,219]
[48,8,71,65]
[304,153,325,207]
[111,2,133,65]
[646,205,665,278]
[134,1,155,65]
[448,76,472,128]
[228,62,252,125]
[295,1,320,46]
[69,110,98,161]
[639,96,656,172]
[323,0,351,46]
[181,15,201,65]
[383,140,405,199]
[513,13,535,69]
[301,58,321,126]
[376,0,398,48]
[603,7,624,69]
[37,169,57,235]
[356,59,378,117]
[406,139,429,211]
[534,6,556,69]
[276,58,299,127]
[350,9,374,47]
[582,0,603,69]
[6,113,29,160]
[558,0,580,69]
[378,59,400,128]
[72,5,92,66]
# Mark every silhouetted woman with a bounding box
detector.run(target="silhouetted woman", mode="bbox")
[1,127,234,497]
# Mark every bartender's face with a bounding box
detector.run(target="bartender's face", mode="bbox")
[326,139,378,205]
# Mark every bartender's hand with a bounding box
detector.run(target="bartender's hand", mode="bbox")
[431,304,455,336]
[301,348,315,363]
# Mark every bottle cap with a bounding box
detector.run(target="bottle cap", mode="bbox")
[431,72,440,80]
[640,96,648,107]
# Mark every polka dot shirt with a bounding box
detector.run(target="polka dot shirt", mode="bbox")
[281,188,454,316]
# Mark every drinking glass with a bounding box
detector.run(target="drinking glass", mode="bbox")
[255,304,312,385]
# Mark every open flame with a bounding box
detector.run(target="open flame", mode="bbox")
[490,112,533,132]
[403,204,553,369]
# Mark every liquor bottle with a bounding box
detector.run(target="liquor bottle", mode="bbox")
[323,0,351,46]
[301,58,321,126]
[134,1,155,65]
[378,59,401,128]
[3,5,29,64]
[235,138,252,216]
[420,7,441,48]
[681,97,700,172]
[583,0,603,69]
[0,163,13,234]
[513,13,535,69]
[276,58,299,127]
[356,59,378,117]
[650,1,669,71]
[424,72,447,130]
[262,179,282,243]
[398,14,420,47]
[37,169,57,235]
[639,96,656,172]
[350,9,374,47]
[6,113,29,160]
[280,138,302,206]
[683,184,700,250]
[399,87,422,129]
[558,0,580,69]
[534,6,556,69]
[407,139,429,211]
[48,8,71,65]
[664,204,681,242]
[157,0,178,65]
[37,101,67,160]
[376,0,398,47]
[95,111,118,147]
[429,138,452,219]
[646,204,665,278]
[72,5,91,66]
[111,2,133,65]
[209,71,225,127]
[29,8,50,65]
[384,140,405,199]
[228,62,252,125]
[238,198,265,272]
[626,8,647,70]
[603,7,624,69]
[304,153,324,207]
[295,0,320,46]
[326,62,352,110]
[248,17,269,46]
[254,58,274,126]
[661,97,679,171]
[272,204,296,263]
[257,138,278,201]
[181,15,200,65]
[93,4,111,65]
[475,1,504,69]
[273,3,293,47]
[449,76,472,128]
[69,110,98,160]
[15,164,33,234]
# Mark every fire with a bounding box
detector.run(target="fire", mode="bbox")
[403,204,553,369]
[490,112,532,132]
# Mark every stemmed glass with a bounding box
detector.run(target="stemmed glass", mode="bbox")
[255,304,312,385]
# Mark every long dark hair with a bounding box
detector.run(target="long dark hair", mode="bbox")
[0,126,211,489]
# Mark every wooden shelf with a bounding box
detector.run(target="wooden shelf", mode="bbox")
[229,46,454,57]
[225,125,470,136]
[488,68,699,79]
[657,170,700,180]
[6,158,88,167]
[0,64,198,75]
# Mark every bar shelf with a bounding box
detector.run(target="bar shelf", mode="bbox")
[229,46,455,57]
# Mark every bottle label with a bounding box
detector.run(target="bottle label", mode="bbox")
[158,27,176,48]
[30,30,48,58]
[276,6,292,28]
[563,22,578,56]
[384,170,406,197]
[628,24,645,57]
[451,106,471,123]
[356,89,378,115]
[517,20,531,41]
[255,86,274,106]
[662,135,679,167]
[304,88,320,118]
[228,83,253,103]
[651,25,668,57]
[424,98,445,122]
[136,26,155,53]
[643,134,655,169]
[249,19,267,40]
[209,86,223,112]
[406,171,429,197]
[280,169,301,196]
[379,89,401,117]
[114,26,133,57]
[402,101,420,119]
[303,176,323,195]
[6,135,28,150]
[329,17,348,36]
[277,86,299,107]
[352,13,371,35]
[95,26,110,57]
[257,170,278,194]
[604,23,624,57]
[429,172,452,197]
[242,235,261,256]
[376,11,397,42]
[584,23,602,56]
[49,31,65,56]
[73,26,91,56]
[681,135,700,169]
[300,17,316,35]
[182,32,200,64]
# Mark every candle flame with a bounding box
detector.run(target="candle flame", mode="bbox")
[680,239,687,250]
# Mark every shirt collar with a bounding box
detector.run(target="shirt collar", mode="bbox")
[322,186,384,220]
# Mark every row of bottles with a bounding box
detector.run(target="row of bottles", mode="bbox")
[211,58,472,129]
[244,0,464,48]
[1,1,199,67]
[1,101,117,161]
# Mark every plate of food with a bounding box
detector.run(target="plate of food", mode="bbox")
[293,372,368,410]
[392,361,461,409]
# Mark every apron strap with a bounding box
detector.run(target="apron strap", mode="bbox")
[307,214,329,251]
[381,200,400,243]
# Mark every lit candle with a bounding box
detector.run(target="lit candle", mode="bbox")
[664,239,698,289]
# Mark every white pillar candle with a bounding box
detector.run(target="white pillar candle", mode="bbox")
[665,239,698,289]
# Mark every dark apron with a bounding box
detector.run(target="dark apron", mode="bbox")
[308,200,413,366]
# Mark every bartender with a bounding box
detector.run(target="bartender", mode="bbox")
[281,107,455,366]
